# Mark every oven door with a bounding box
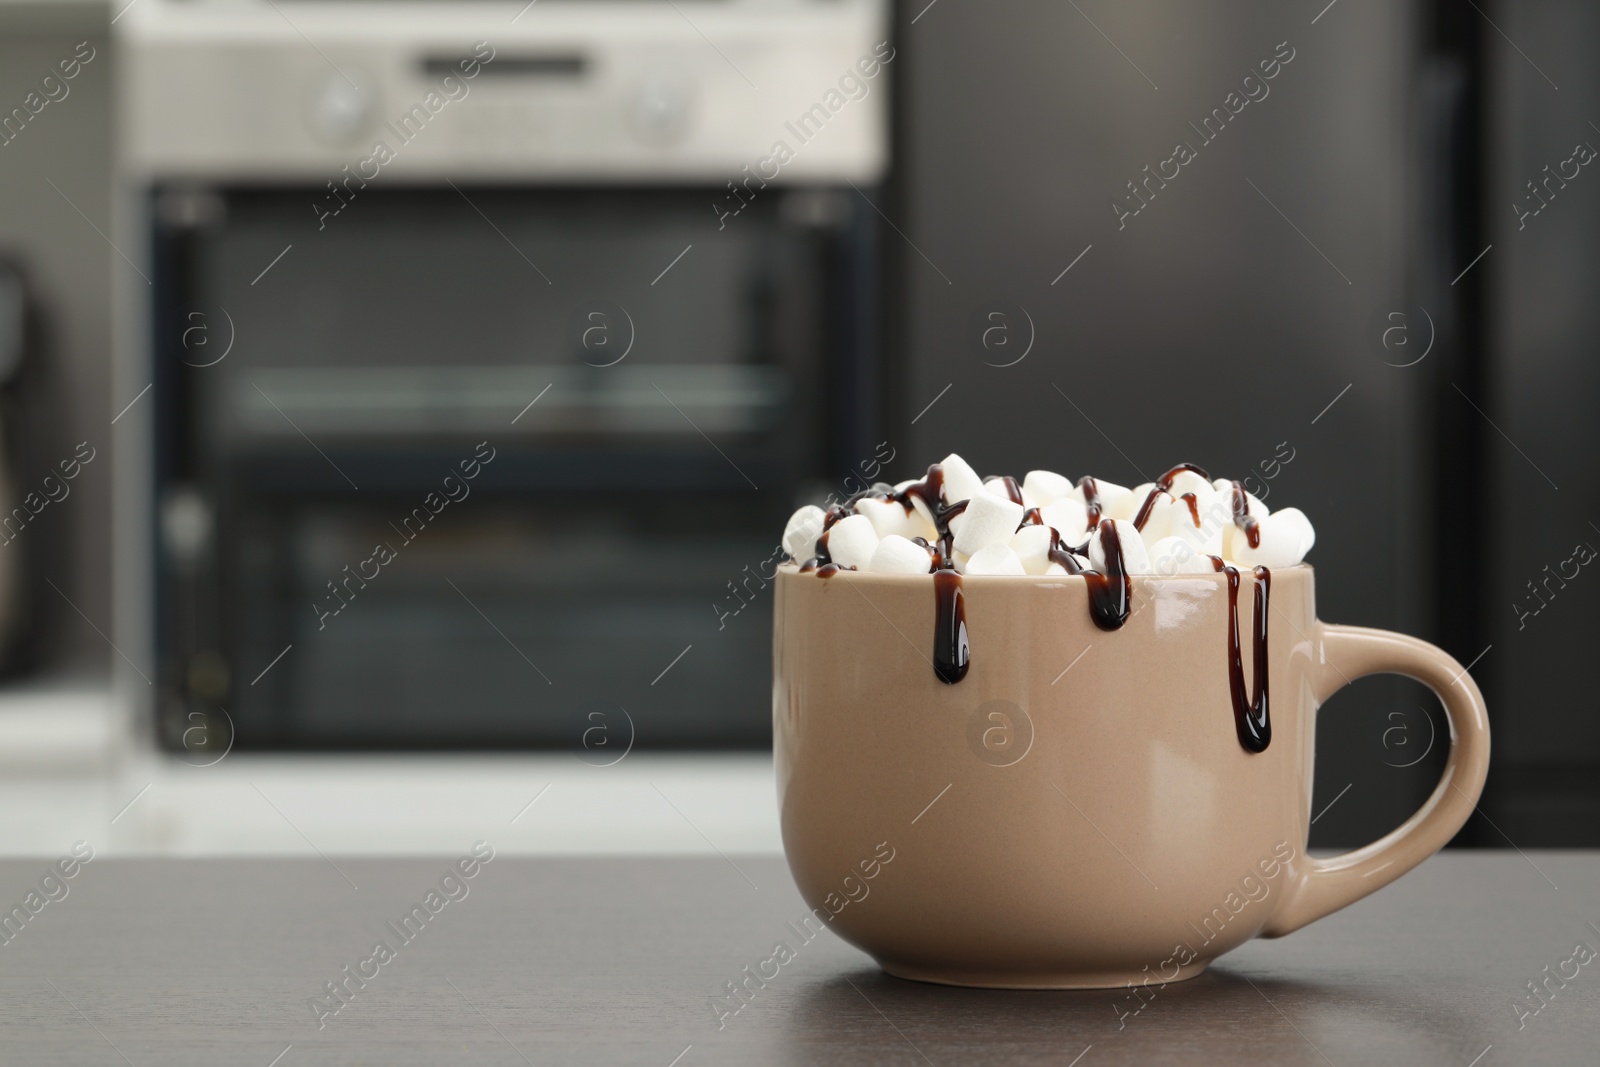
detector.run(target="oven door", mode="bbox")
[151,185,877,751]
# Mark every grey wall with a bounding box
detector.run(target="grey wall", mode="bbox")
[0,3,113,672]
[1488,0,1600,842]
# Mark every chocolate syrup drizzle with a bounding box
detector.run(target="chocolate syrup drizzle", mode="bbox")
[1133,465,1271,750]
[932,569,969,683]
[1230,481,1261,549]
[1046,539,1087,575]
[1069,462,1212,630]
[1081,522,1132,631]
[1078,476,1103,529]
[800,464,971,683]
[890,465,970,684]
[1130,462,1213,532]
[1213,556,1272,752]
[796,460,1276,751]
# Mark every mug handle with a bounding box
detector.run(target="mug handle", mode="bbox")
[1262,624,1491,937]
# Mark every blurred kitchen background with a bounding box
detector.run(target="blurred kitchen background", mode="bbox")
[0,0,1592,855]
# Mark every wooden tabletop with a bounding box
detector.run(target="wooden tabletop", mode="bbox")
[0,851,1594,1065]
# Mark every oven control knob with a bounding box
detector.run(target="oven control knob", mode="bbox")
[630,73,694,146]
[307,72,377,147]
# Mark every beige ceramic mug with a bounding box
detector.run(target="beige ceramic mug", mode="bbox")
[773,563,1489,988]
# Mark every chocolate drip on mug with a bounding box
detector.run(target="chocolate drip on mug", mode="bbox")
[1082,523,1132,631]
[882,464,973,683]
[1219,560,1272,753]
[932,569,969,683]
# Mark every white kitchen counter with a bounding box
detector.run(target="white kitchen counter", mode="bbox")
[0,678,782,856]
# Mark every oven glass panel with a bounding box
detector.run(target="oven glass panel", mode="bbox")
[153,186,873,750]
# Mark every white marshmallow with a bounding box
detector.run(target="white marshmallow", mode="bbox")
[783,505,826,561]
[1161,485,1227,556]
[1212,478,1271,520]
[1009,524,1057,576]
[1088,518,1153,576]
[1068,479,1132,521]
[1147,535,1219,575]
[1133,489,1175,546]
[952,492,1025,556]
[855,495,938,542]
[1039,498,1090,544]
[1271,506,1315,555]
[1228,507,1313,569]
[1165,469,1213,498]
[938,453,987,507]
[983,477,1035,509]
[1022,469,1074,505]
[963,545,1026,575]
[822,513,879,570]
[865,534,935,575]
[1093,479,1135,518]
[890,477,945,535]
[1106,482,1150,522]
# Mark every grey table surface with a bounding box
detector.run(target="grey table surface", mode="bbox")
[0,851,1596,1066]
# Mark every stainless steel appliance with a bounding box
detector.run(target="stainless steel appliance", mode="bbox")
[0,261,37,672]
[113,0,890,750]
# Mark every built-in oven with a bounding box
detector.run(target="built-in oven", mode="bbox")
[113,0,890,751]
